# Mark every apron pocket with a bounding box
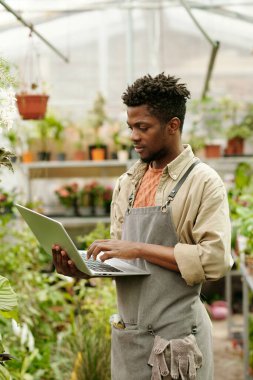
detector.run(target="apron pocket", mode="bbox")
[148,334,203,380]
[111,325,154,380]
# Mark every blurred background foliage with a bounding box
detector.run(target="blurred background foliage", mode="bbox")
[0,215,116,379]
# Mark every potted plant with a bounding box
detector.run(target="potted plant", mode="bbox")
[225,103,253,156]
[54,182,81,216]
[4,128,20,162]
[82,181,105,215]
[86,93,108,160]
[35,114,61,161]
[46,114,66,161]
[15,36,49,120]
[20,123,35,163]
[103,186,113,215]
[190,96,226,158]
[0,187,16,215]
[72,124,86,161]
[111,121,131,161]
[16,90,49,120]
[228,162,253,270]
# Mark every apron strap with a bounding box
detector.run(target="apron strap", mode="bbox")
[162,160,201,211]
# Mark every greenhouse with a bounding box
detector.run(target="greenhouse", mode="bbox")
[0,0,253,379]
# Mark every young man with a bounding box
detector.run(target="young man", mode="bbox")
[52,73,232,380]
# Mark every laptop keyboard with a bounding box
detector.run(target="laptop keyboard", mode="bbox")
[81,253,122,273]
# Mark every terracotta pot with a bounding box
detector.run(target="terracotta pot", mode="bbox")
[225,137,244,156]
[89,145,107,161]
[73,150,85,161]
[22,151,33,163]
[16,94,49,120]
[204,144,221,158]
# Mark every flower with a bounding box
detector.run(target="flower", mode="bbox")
[103,186,113,202]
[0,87,16,130]
[0,188,16,214]
[55,182,80,208]
[83,181,105,198]
[0,58,17,131]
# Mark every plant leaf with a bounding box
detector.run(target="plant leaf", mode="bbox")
[0,276,17,313]
[0,148,13,172]
[0,363,11,380]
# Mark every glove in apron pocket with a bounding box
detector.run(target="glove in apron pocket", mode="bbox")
[148,334,203,380]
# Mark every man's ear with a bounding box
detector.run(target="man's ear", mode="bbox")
[167,117,181,134]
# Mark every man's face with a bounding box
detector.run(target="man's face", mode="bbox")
[127,105,172,165]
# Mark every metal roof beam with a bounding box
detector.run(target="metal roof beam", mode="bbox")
[0,0,69,62]
[191,5,253,25]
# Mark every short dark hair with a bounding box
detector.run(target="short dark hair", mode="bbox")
[122,73,191,132]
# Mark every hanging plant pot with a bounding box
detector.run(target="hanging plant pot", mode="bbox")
[16,94,49,120]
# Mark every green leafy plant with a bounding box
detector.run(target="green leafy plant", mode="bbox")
[0,217,115,379]
[226,102,253,139]
[46,113,66,153]
[0,56,19,379]
[0,148,14,172]
[77,223,110,249]
[112,121,131,152]
[85,93,108,147]
[0,187,17,215]
[228,162,253,255]
[55,182,80,208]
[189,96,227,143]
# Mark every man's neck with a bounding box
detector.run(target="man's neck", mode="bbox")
[152,144,184,169]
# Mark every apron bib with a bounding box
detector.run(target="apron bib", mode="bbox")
[111,162,213,380]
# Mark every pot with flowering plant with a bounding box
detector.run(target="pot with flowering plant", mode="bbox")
[0,188,16,215]
[103,186,113,215]
[54,182,81,216]
[81,181,105,216]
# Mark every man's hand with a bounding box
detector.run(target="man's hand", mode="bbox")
[52,244,90,279]
[87,239,179,273]
[87,239,140,262]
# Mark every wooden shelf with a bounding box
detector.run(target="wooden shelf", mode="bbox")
[21,160,132,179]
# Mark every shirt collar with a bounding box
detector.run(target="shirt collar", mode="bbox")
[165,144,195,181]
[126,144,195,183]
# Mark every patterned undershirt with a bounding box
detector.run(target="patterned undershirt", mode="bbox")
[133,164,164,208]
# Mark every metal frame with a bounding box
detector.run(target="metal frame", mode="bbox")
[0,0,252,91]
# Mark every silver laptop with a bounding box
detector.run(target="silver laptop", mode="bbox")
[15,204,149,278]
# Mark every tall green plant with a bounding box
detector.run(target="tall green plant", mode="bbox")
[228,162,253,254]
[0,56,18,379]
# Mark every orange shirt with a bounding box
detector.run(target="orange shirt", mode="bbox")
[134,165,163,207]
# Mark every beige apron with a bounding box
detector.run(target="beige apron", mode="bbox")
[111,162,213,380]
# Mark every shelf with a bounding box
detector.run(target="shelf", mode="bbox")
[20,160,133,179]
[19,156,253,179]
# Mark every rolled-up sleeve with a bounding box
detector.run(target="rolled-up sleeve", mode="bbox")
[174,184,232,286]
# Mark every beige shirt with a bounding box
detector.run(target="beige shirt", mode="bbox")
[110,144,232,286]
